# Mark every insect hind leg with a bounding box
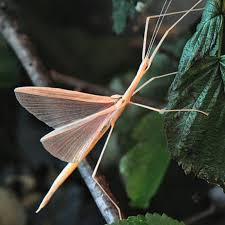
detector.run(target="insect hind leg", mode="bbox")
[92,175,122,220]
[92,126,114,178]
[91,126,122,220]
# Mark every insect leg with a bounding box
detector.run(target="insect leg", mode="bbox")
[147,0,203,62]
[132,71,177,96]
[135,3,205,102]
[130,102,208,116]
[91,126,122,219]
[92,176,122,220]
[92,175,122,220]
[142,7,204,60]
[92,125,114,179]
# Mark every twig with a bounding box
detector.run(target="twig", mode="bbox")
[184,205,215,225]
[0,6,52,86]
[50,70,112,96]
[51,70,163,107]
[0,3,121,223]
[79,160,123,223]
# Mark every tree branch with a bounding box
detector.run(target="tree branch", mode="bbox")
[79,161,123,223]
[0,6,52,86]
[50,70,163,107]
[0,3,122,223]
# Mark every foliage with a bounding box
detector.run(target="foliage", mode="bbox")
[112,0,152,34]
[110,213,184,225]
[165,0,225,186]
[120,113,170,208]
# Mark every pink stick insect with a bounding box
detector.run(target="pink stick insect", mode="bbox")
[15,0,206,220]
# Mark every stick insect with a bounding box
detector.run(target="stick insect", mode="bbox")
[14,0,206,220]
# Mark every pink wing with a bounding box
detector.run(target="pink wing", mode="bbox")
[15,87,115,128]
[41,107,115,163]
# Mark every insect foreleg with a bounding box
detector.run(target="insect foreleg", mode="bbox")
[142,7,204,59]
[147,0,203,63]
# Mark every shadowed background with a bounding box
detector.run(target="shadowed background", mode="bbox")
[0,0,225,225]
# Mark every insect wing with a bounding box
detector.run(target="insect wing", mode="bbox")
[15,87,115,128]
[40,107,115,163]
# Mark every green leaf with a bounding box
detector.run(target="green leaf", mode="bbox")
[177,0,224,73]
[165,0,225,186]
[112,0,152,34]
[110,213,185,225]
[112,0,137,34]
[120,113,170,208]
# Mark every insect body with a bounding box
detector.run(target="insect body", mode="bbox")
[14,0,204,219]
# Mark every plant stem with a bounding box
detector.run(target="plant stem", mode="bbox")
[50,69,163,107]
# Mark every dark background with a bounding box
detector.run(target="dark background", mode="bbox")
[0,0,225,225]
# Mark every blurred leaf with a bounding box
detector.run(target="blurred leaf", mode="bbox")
[0,36,19,88]
[110,71,133,93]
[110,213,184,225]
[112,0,152,34]
[165,0,225,186]
[163,35,191,59]
[112,0,135,34]
[120,113,170,208]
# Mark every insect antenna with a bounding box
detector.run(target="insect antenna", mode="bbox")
[146,0,173,58]
[148,0,203,63]
[143,0,168,60]
[135,1,204,96]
